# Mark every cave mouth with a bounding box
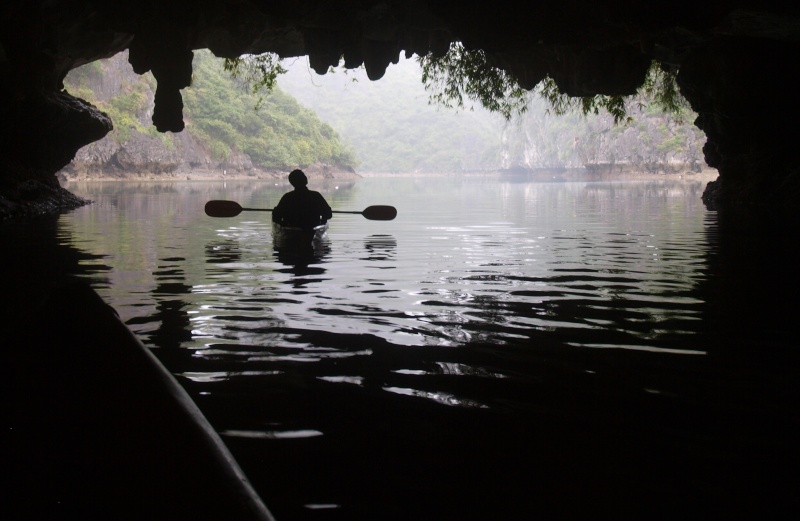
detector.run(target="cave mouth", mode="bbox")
[1,1,799,221]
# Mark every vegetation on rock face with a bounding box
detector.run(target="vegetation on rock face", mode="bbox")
[63,50,357,173]
[476,56,703,170]
[65,58,164,144]
[184,51,357,169]
[499,93,705,170]
[63,46,704,177]
[223,53,287,109]
[418,42,690,125]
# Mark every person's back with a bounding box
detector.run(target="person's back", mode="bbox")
[272,169,332,230]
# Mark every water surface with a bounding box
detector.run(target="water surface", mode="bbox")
[20,176,800,518]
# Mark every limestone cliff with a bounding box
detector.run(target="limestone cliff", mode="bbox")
[57,51,355,181]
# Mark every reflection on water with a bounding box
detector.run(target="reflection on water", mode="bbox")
[205,240,242,264]
[362,234,397,263]
[7,177,799,519]
[273,238,330,276]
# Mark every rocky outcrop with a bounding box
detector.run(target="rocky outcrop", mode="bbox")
[66,133,182,177]
[0,179,89,220]
[61,131,257,179]
[0,90,111,218]
[60,130,354,182]
[1,1,799,219]
[678,37,800,218]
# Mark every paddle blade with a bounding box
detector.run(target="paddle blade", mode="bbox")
[205,200,243,218]
[362,205,397,221]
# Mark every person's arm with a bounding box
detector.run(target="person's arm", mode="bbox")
[317,193,332,222]
[272,194,288,223]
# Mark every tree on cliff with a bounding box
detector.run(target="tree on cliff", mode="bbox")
[417,42,687,124]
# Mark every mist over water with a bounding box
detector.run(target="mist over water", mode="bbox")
[11,176,797,519]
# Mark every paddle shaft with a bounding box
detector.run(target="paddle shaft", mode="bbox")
[239,207,362,215]
[205,200,396,220]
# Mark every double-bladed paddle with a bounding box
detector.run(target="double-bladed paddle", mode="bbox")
[204,200,397,220]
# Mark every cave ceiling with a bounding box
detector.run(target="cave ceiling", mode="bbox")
[1,1,799,219]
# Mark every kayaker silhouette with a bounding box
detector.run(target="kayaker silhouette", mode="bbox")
[272,169,333,231]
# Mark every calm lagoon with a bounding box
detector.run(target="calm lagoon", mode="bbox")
[12,175,798,519]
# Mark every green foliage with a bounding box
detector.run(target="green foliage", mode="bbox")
[418,42,690,126]
[638,62,688,120]
[110,89,147,114]
[536,77,631,124]
[68,85,96,103]
[223,53,287,109]
[418,42,528,120]
[93,82,152,143]
[197,51,358,169]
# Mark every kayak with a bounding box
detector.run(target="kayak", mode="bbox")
[272,221,328,246]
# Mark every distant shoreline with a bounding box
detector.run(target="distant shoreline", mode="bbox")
[57,168,360,183]
[359,169,719,181]
[59,167,719,184]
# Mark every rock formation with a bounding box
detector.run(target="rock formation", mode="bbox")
[1,1,798,219]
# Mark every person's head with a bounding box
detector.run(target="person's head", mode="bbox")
[288,169,308,188]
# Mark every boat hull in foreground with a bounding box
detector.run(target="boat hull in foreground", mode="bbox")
[7,283,274,520]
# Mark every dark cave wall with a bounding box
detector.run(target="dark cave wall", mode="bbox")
[678,37,800,217]
[1,1,799,219]
[0,91,112,218]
